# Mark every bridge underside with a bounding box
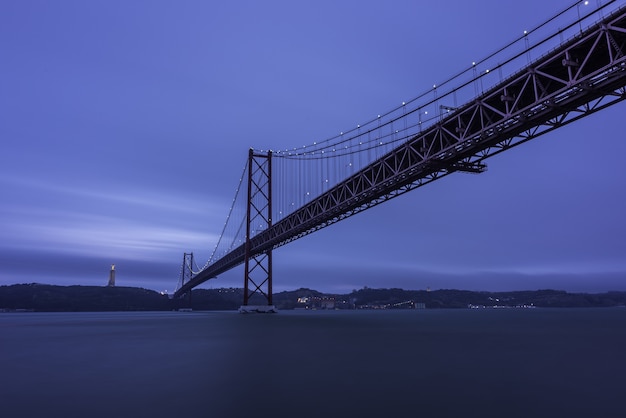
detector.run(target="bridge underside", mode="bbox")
[174,6,626,299]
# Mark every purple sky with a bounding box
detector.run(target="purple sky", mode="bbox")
[1,0,625,294]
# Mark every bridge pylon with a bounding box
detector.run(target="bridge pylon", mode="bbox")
[178,252,194,310]
[240,148,277,313]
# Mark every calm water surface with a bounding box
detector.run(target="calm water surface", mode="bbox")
[1,308,625,417]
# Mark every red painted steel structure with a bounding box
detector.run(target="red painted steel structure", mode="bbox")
[179,252,194,306]
[174,5,626,299]
[242,149,273,306]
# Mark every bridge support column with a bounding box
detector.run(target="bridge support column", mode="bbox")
[241,149,277,313]
[179,252,194,310]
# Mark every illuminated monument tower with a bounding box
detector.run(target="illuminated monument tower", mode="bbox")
[108,264,116,287]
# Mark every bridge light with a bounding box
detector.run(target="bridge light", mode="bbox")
[472,61,476,66]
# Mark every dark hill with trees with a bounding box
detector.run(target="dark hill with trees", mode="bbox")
[1,283,626,312]
[0,284,170,312]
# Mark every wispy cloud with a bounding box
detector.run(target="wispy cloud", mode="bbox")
[0,175,226,217]
[0,201,218,262]
[2,218,215,262]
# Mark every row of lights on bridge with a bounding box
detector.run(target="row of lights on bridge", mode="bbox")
[261,1,591,158]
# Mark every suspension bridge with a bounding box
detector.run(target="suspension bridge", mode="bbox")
[174,1,626,308]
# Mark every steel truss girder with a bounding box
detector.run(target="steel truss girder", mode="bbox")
[174,7,626,298]
[261,7,626,252]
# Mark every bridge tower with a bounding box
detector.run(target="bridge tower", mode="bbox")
[180,252,194,309]
[240,148,277,313]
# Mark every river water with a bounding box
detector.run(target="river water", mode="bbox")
[1,308,625,417]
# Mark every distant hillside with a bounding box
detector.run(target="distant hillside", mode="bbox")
[342,287,626,309]
[0,284,169,312]
[1,283,626,312]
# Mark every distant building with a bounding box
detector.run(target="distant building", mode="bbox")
[319,297,335,310]
[295,295,337,309]
[108,264,116,287]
